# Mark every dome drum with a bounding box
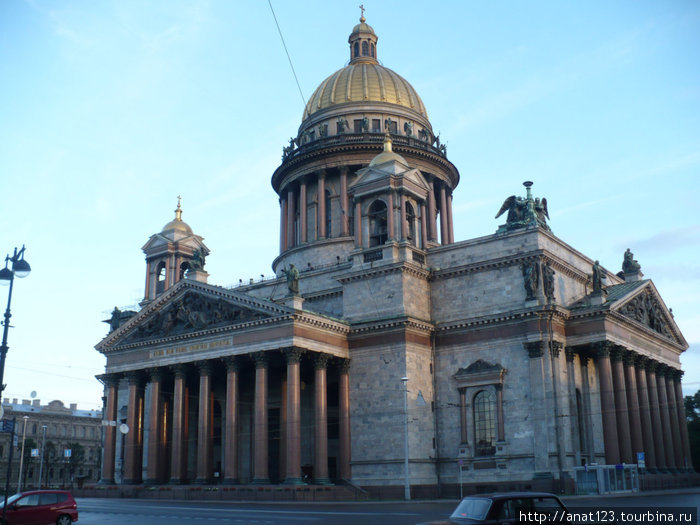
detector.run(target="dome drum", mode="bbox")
[274,134,456,192]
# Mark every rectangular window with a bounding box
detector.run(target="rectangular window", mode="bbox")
[353,119,363,133]
[372,119,381,133]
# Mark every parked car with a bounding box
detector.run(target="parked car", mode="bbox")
[417,492,569,525]
[0,490,78,525]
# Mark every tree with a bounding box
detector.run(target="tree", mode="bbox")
[21,438,37,488]
[66,442,85,487]
[684,389,700,471]
[42,441,56,487]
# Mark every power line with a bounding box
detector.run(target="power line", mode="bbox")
[267,0,306,108]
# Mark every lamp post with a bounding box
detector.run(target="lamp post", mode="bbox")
[17,415,29,492]
[38,424,47,488]
[0,245,31,396]
[401,376,410,501]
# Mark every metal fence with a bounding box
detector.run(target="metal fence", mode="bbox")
[574,464,639,495]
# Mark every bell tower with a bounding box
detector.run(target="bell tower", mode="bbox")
[140,198,210,305]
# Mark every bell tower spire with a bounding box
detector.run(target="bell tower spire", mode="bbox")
[140,197,210,305]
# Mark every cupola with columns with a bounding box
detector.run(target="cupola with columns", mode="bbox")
[271,12,459,275]
[140,198,210,305]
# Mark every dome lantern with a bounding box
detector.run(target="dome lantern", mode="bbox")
[348,10,378,64]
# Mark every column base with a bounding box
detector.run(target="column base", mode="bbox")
[121,478,142,485]
[98,478,115,485]
[168,478,189,485]
[251,478,271,485]
[313,477,332,485]
[194,477,213,485]
[144,478,164,485]
[222,478,240,485]
[283,477,305,485]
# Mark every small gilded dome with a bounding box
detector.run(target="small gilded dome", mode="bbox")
[162,199,193,234]
[350,21,375,37]
[369,135,407,167]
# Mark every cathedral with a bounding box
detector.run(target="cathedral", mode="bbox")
[96,15,694,497]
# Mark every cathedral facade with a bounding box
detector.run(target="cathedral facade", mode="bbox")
[96,17,693,496]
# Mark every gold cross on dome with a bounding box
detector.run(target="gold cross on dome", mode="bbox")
[359,4,365,20]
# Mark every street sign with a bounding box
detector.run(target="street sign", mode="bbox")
[64,449,71,458]
[637,452,645,468]
[30,449,39,457]
[0,419,14,433]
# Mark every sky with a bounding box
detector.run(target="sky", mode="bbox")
[0,0,699,411]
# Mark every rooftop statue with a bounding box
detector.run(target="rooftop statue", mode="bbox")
[190,249,206,271]
[622,248,641,274]
[495,181,550,233]
[282,263,300,296]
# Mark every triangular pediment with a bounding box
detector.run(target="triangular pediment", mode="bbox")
[351,164,430,200]
[609,281,686,347]
[141,231,206,253]
[96,280,292,351]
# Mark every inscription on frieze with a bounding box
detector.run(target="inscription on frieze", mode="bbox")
[149,337,233,359]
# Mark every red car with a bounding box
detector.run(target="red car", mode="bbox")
[0,490,78,525]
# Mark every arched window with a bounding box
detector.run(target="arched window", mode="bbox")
[362,41,369,56]
[156,261,167,294]
[474,390,496,456]
[371,43,375,57]
[353,42,359,58]
[368,200,388,247]
[325,190,332,238]
[405,202,416,245]
[179,261,190,279]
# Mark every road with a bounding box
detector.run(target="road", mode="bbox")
[75,489,700,525]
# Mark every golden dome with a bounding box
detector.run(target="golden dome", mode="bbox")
[369,135,407,167]
[302,64,428,121]
[301,16,428,121]
[161,198,193,234]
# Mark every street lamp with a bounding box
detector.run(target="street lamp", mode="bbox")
[401,376,410,501]
[39,425,48,488]
[17,415,29,492]
[0,245,31,396]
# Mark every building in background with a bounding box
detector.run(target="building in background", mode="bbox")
[95,16,695,497]
[0,399,102,488]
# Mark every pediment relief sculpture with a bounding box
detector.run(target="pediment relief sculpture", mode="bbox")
[124,291,269,344]
[456,359,504,376]
[619,290,673,339]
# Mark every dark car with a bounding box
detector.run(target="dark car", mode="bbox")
[418,492,568,525]
[0,490,78,525]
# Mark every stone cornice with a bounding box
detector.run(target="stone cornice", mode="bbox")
[436,306,569,333]
[337,261,430,283]
[429,249,589,284]
[348,316,434,335]
[302,288,343,302]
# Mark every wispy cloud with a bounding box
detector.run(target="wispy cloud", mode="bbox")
[448,20,655,134]
[630,224,700,252]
